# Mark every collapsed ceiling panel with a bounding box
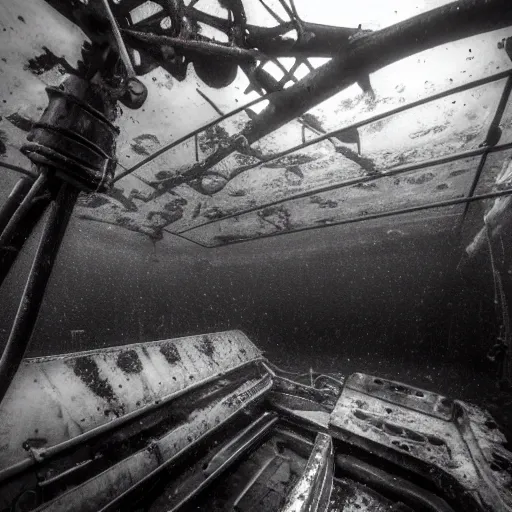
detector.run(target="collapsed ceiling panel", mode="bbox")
[1,0,512,247]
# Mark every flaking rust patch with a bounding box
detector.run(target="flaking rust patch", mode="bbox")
[197,335,215,358]
[130,134,160,156]
[6,112,34,132]
[117,350,143,374]
[71,356,117,402]
[160,343,181,365]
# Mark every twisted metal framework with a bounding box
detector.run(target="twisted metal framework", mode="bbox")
[39,0,512,191]
[1,0,512,404]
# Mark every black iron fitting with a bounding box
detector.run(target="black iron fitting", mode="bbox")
[21,75,119,194]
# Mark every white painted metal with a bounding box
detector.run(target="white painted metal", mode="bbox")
[0,330,261,480]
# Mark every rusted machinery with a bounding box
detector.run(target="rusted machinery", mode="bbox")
[0,330,510,511]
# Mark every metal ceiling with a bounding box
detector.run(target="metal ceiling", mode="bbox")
[1,0,512,247]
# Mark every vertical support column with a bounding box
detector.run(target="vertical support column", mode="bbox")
[0,181,79,403]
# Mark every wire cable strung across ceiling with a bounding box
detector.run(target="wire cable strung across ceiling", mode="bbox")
[114,67,512,199]
[176,186,512,248]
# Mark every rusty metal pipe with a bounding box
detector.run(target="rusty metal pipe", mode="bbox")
[0,180,78,405]
[0,170,48,249]
[100,0,136,77]
[0,177,35,234]
[123,29,263,61]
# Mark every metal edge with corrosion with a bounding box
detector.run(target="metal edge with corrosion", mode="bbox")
[0,330,262,481]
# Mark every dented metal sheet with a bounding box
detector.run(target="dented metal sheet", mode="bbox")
[33,374,273,512]
[0,330,261,479]
[329,373,512,511]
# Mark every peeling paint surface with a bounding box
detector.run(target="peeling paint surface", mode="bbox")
[1,0,512,246]
[0,330,261,477]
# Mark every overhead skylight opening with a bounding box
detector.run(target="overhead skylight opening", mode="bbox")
[197,22,229,43]
[160,16,172,30]
[262,61,285,82]
[129,1,163,25]
[280,29,298,41]
[249,99,271,115]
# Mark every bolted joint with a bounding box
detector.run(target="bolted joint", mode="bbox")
[21,75,120,193]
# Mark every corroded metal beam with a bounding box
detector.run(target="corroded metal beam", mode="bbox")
[459,72,512,226]
[281,432,333,512]
[0,330,262,482]
[33,376,273,511]
[0,162,37,179]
